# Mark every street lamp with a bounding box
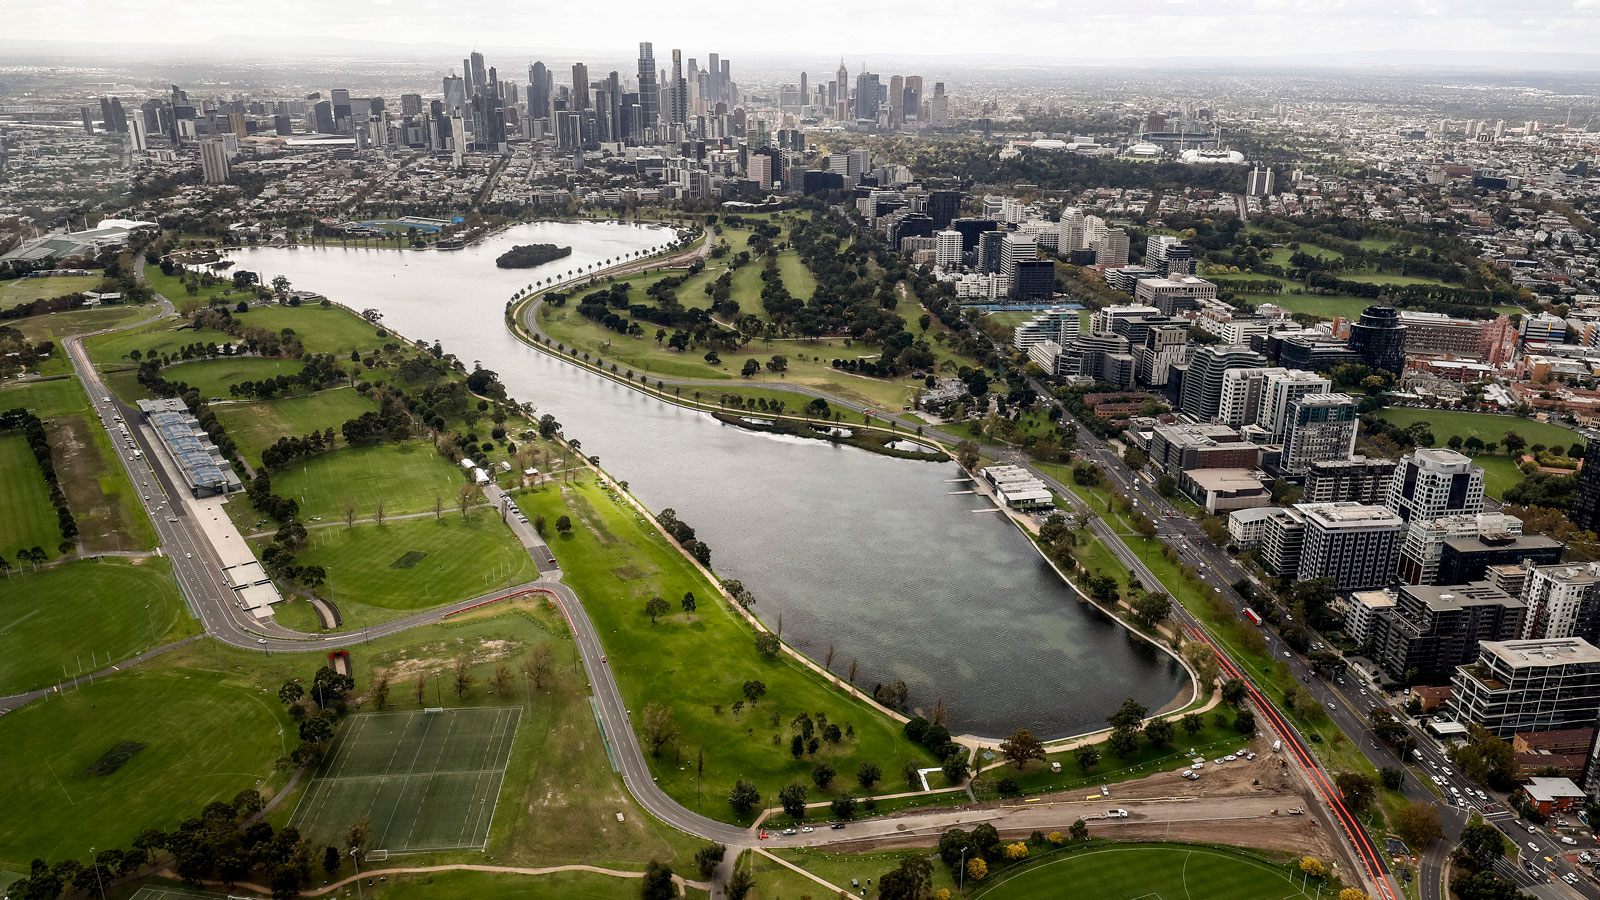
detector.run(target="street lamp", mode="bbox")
[958,847,967,892]
[88,848,105,900]
[350,848,363,900]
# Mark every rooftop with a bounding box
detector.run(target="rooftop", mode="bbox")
[1481,638,1600,668]
[1184,468,1269,493]
[1524,776,1587,802]
[1398,582,1522,611]
[1295,501,1404,529]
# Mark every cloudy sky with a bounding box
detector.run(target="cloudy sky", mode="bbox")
[7,0,1600,60]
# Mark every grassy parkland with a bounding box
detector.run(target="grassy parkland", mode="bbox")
[1373,407,1582,497]
[0,556,196,696]
[0,432,61,555]
[515,477,936,825]
[974,842,1312,900]
[213,385,378,466]
[0,375,157,556]
[265,439,472,525]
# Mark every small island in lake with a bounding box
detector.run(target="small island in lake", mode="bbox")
[495,243,573,268]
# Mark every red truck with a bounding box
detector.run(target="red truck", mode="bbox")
[1244,609,1263,626]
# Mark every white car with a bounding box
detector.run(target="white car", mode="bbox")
[1106,809,1128,818]
[1224,755,1237,761]
[1246,752,1257,760]
[1562,836,1578,846]
[1191,761,1204,770]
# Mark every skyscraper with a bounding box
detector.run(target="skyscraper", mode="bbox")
[199,138,230,184]
[571,63,589,111]
[528,62,550,122]
[904,75,923,123]
[469,51,487,98]
[1384,449,1485,524]
[707,52,721,102]
[668,49,687,125]
[1570,440,1600,533]
[1348,305,1407,374]
[606,72,622,142]
[636,43,660,134]
[855,68,880,121]
[1180,345,1268,421]
[799,72,808,107]
[888,75,904,128]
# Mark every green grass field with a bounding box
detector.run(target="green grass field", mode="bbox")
[516,478,934,824]
[10,307,150,376]
[232,304,389,355]
[291,706,519,852]
[215,387,377,466]
[976,843,1304,900]
[0,665,291,868]
[768,847,957,898]
[1373,407,1581,450]
[160,357,306,400]
[248,868,708,900]
[288,510,539,622]
[83,318,237,367]
[0,378,91,417]
[0,433,62,557]
[0,556,196,695]
[270,440,470,523]
[0,275,103,309]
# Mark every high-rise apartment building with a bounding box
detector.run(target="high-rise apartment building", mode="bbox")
[1247,166,1275,196]
[1095,228,1130,267]
[1257,369,1331,440]
[1521,562,1600,644]
[1280,393,1360,475]
[199,138,230,184]
[1180,345,1269,421]
[935,230,963,269]
[1453,638,1600,738]
[1384,449,1485,524]
[1295,502,1404,592]
[1569,440,1600,533]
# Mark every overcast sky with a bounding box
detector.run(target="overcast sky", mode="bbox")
[8,0,1600,60]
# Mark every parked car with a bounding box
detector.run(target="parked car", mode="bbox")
[1106,809,1128,818]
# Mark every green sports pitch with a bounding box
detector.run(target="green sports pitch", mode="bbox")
[976,844,1311,900]
[289,706,520,854]
[127,888,229,900]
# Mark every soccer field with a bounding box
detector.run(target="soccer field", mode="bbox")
[977,844,1306,900]
[129,888,227,900]
[290,706,521,854]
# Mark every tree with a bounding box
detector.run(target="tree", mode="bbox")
[1003,842,1029,860]
[1340,891,1371,900]
[812,762,836,789]
[555,515,572,534]
[778,781,808,820]
[1380,766,1405,790]
[1074,745,1100,772]
[642,703,678,756]
[1233,709,1256,734]
[322,846,341,879]
[279,681,305,706]
[644,596,669,623]
[1394,801,1443,850]
[456,482,476,519]
[693,844,726,880]
[999,728,1046,769]
[1145,717,1175,748]
[681,591,696,612]
[856,761,883,791]
[831,793,858,820]
[343,497,356,528]
[966,858,988,882]
[1221,679,1248,706]
[1299,857,1327,878]
[740,359,760,377]
[725,868,755,900]
[728,779,761,815]
[1182,642,1221,690]
[453,656,474,698]
[1502,431,1527,455]
[1070,818,1089,841]
[742,680,766,705]
[371,674,391,710]
[524,642,555,689]
[1133,592,1171,628]
[1335,771,1376,812]
[1457,822,1507,869]
[490,664,512,695]
[1109,698,1148,731]
[1180,713,1204,736]
[754,631,781,657]
[640,860,675,900]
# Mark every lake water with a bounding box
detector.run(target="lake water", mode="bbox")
[225,220,1187,738]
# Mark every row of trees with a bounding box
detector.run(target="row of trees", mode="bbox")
[0,406,78,551]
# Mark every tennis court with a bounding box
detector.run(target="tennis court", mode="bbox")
[289,706,520,854]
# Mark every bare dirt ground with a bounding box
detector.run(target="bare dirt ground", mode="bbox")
[822,748,1344,873]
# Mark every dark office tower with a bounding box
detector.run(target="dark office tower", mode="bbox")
[928,190,961,230]
[401,93,423,115]
[836,59,849,102]
[620,92,637,140]
[720,59,730,99]
[443,75,466,112]
[81,107,94,134]
[571,63,589,110]
[855,70,880,121]
[1571,441,1600,532]
[904,75,922,122]
[592,87,610,142]
[606,72,622,142]
[528,62,550,120]
[637,42,660,133]
[99,97,113,128]
[470,51,487,97]
[668,49,687,125]
[707,52,720,102]
[934,82,945,97]
[1348,306,1407,374]
[313,100,334,134]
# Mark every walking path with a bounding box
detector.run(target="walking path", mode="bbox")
[166,862,710,897]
